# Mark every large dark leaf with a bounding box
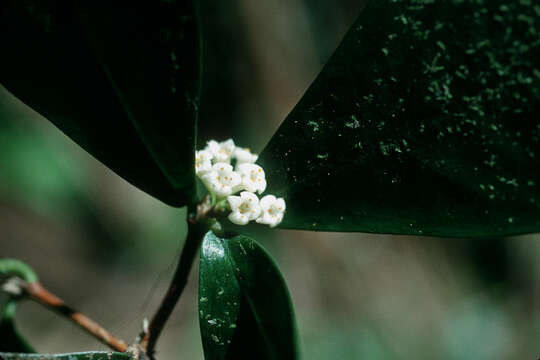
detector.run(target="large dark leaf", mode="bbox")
[0,352,132,360]
[0,300,35,353]
[259,0,540,237]
[198,231,298,360]
[0,0,200,206]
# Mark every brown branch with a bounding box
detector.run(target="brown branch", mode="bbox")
[24,282,128,352]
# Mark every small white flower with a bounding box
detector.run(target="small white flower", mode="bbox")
[233,147,258,164]
[227,191,261,225]
[201,162,241,197]
[195,149,214,176]
[207,139,235,163]
[256,195,286,227]
[236,163,267,194]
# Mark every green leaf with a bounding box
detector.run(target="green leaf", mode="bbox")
[0,259,38,284]
[0,0,200,206]
[0,259,38,352]
[259,0,540,237]
[0,352,132,360]
[199,231,299,360]
[0,300,35,353]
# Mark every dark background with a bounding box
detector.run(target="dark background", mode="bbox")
[1,1,539,359]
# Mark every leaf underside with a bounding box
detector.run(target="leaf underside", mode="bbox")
[199,231,298,360]
[259,0,540,237]
[0,0,199,206]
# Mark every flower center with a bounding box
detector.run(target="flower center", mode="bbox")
[239,202,250,214]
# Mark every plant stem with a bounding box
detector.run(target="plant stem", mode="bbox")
[141,206,209,357]
[23,282,128,352]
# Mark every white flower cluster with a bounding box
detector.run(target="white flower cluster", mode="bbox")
[195,139,285,227]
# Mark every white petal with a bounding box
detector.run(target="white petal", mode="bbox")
[227,195,242,211]
[201,171,217,183]
[247,204,261,220]
[255,212,273,225]
[231,183,244,194]
[268,218,281,228]
[259,195,276,210]
[252,164,265,177]
[221,139,235,152]
[234,148,258,164]
[236,163,252,175]
[213,162,233,172]
[207,140,220,155]
[196,149,213,162]
[196,160,213,176]
[258,212,281,228]
[229,212,249,225]
[242,178,258,193]
[207,140,234,162]
[217,186,233,197]
[229,171,242,187]
[240,191,259,204]
[257,178,267,194]
[274,198,286,211]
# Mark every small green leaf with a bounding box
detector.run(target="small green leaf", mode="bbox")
[0,259,38,284]
[259,0,540,237]
[199,231,299,360]
[0,0,200,206]
[0,259,39,352]
[0,300,35,353]
[0,352,132,360]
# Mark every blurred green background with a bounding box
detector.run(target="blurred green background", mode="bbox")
[1,1,539,359]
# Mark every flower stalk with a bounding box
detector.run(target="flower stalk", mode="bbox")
[141,138,287,357]
[140,201,212,358]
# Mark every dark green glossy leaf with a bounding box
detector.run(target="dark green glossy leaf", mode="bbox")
[0,352,132,360]
[199,231,298,360]
[0,0,200,206]
[259,0,540,237]
[0,300,35,353]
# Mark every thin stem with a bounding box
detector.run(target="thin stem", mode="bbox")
[23,282,128,352]
[141,208,209,357]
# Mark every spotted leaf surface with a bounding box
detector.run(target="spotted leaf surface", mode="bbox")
[198,231,298,360]
[259,0,540,237]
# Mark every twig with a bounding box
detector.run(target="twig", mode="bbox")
[23,282,128,352]
[140,199,212,358]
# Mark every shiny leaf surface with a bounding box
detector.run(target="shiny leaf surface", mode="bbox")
[259,0,540,237]
[199,231,298,360]
[0,0,200,206]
